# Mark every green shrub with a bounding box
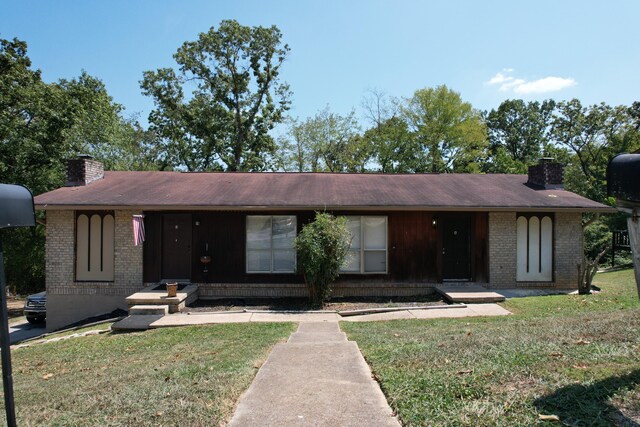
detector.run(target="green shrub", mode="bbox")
[295,212,350,307]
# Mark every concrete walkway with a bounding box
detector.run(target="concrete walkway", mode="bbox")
[111,303,511,330]
[228,322,400,426]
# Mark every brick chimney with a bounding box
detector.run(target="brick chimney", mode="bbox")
[527,158,564,189]
[65,155,104,186]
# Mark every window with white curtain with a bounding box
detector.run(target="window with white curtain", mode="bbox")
[76,212,115,281]
[516,214,553,281]
[246,216,296,273]
[341,216,387,274]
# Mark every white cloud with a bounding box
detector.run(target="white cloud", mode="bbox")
[486,69,577,94]
[500,78,525,91]
[513,76,577,94]
[487,72,511,85]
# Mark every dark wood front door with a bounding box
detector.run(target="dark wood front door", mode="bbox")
[162,214,192,280]
[442,214,471,280]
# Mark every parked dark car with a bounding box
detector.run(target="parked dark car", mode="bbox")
[24,291,46,324]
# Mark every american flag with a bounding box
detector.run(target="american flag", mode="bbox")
[132,214,145,246]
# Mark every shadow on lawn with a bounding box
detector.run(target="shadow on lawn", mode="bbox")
[534,369,640,426]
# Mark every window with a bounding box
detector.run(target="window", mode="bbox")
[76,212,115,281]
[516,214,553,281]
[246,216,296,273]
[341,216,387,273]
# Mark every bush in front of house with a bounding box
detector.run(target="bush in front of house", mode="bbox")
[295,212,351,307]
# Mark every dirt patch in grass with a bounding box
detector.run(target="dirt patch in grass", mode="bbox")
[184,294,444,313]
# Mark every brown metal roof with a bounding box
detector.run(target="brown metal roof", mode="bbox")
[33,171,614,212]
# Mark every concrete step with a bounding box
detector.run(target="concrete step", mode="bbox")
[129,304,169,315]
[435,284,506,303]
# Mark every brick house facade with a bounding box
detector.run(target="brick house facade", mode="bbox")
[36,157,612,330]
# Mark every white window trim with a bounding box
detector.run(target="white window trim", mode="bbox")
[341,216,388,274]
[246,215,297,274]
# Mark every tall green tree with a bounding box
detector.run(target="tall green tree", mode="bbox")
[628,101,640,132]
[361,89,420,172]
[0,37,151,293]
[484,99,556,173]
[276,107,366,172]
[1,38,71,194]
[59,72,160,171]
[402,85,487,173]
[362,117,418,173]
[551,99,639,203]
[141,20,291,171]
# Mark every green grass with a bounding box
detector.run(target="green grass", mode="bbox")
[4,322,295,426]
[342,269,640,426]
[502,268,640,318]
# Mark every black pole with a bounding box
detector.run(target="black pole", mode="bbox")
[0,233,17,427]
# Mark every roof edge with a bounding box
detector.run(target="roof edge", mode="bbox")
[35,204,617,213]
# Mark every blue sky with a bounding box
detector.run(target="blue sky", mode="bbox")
[2,0,639,126]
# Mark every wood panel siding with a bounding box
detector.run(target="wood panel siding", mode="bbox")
[142,213,161,282]
[387,212,439,282]
[142,210,488,285]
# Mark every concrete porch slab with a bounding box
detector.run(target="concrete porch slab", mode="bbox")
[125,284,198,313]
[435,284,506,303]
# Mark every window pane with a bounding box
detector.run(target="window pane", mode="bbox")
[247,250,271,272]
[341,250,361,272]
[272,216,296,249]
[273,250,295,272]
[347,217,361,249]
[363,217,386,250]
[364,251,386,272]
[247,216,271,249]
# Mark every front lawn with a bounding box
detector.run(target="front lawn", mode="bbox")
[342,269,640,426]
[4,322,295,426]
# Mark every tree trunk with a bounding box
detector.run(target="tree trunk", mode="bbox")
[578,243,611,295]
